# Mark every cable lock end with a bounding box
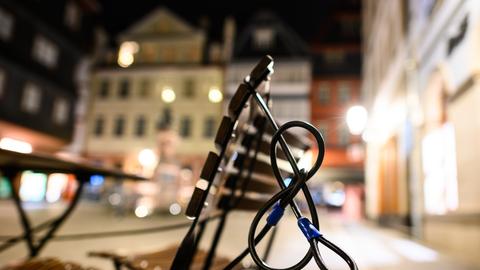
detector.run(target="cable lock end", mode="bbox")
[297,217,321,240]
[266,202,285,226]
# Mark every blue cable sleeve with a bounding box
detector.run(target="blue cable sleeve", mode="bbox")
[297,217,321,240]
[266,202,285,226]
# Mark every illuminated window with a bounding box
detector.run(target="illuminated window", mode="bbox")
[338,82,351,103]
[64,1,81,30]
[0,7,13,41]
[179,116,191,138]
[32,35,58,69]
[52,98,69,125]
[318,83,330,104]
[113,116,125,137]
[422,123,458,214]
[135,115,146,137]
[0,68,5,98]
[21,83,41,113]
[254,27,275,49]
[203,117,215,138]
[118,79,130,99]
[98,79,109,98]
[94,116,104,136]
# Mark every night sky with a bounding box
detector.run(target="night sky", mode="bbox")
[97,0,359,45]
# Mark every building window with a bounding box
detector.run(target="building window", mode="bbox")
[338,125,350,147]
[64,1,81,30]
[324,51,345,65]
[0,7,14,41]
[203,117,215,138]
[0,69,5,98]
[253,27,275,49]
[179,116,191,138]
[157,107,172,130]
[318,83,330,104]
[184,78,195,98]
[422,123,458,214]
[113,116,125,137]
[99,80,109,98]
[135,115,146,137]
[118,79,130,99]
[139,79,150,98]
[338,82,351,103]
[32,35,59,69]
[94,116,104,136]
[21,83,42,113]
[52,98,69,125]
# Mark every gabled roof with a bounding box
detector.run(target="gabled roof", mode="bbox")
[118,7,200,40]
[233,11,309,60]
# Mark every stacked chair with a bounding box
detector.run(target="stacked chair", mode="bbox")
[91,55,358,270]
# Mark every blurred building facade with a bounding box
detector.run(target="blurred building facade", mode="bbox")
[85,8,223,180]
[225,11,311,125]
[0,0,98,153]
[363,0,480,265]
[309,2,363,188]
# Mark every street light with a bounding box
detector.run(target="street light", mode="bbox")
[161,87,176,103]
[208,87,223,103]
[138,148,157,168]
[346,105,368,135]
[117,41,138,68]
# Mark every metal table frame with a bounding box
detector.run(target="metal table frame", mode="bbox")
[0,149,146,258]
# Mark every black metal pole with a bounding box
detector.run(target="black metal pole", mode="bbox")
[32,173,85,256]
[4,168,36,257]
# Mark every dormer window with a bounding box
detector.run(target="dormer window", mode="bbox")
[253,27,275,49]
[32,35,58,69]
[0,7,14,41]
[64,1,81,30]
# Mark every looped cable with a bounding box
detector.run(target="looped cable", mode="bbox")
[245,120,358,270]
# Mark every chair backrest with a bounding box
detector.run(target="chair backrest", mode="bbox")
[184,56,276,222]
[172,55,306,270]
[215,115,311,214]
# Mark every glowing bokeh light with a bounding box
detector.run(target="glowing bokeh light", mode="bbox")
[19,171,47,202]
[0,137,33,153]
[46,173,68,203]
[208,87,223,103]
[161,87,176,103]
[117,41,139,68]
[346,105,368,135]
[138,149,157,168]
[135,205,150,218]
[169,203,182,215]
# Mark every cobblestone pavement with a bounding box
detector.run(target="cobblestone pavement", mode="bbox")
[0,200,478,270]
